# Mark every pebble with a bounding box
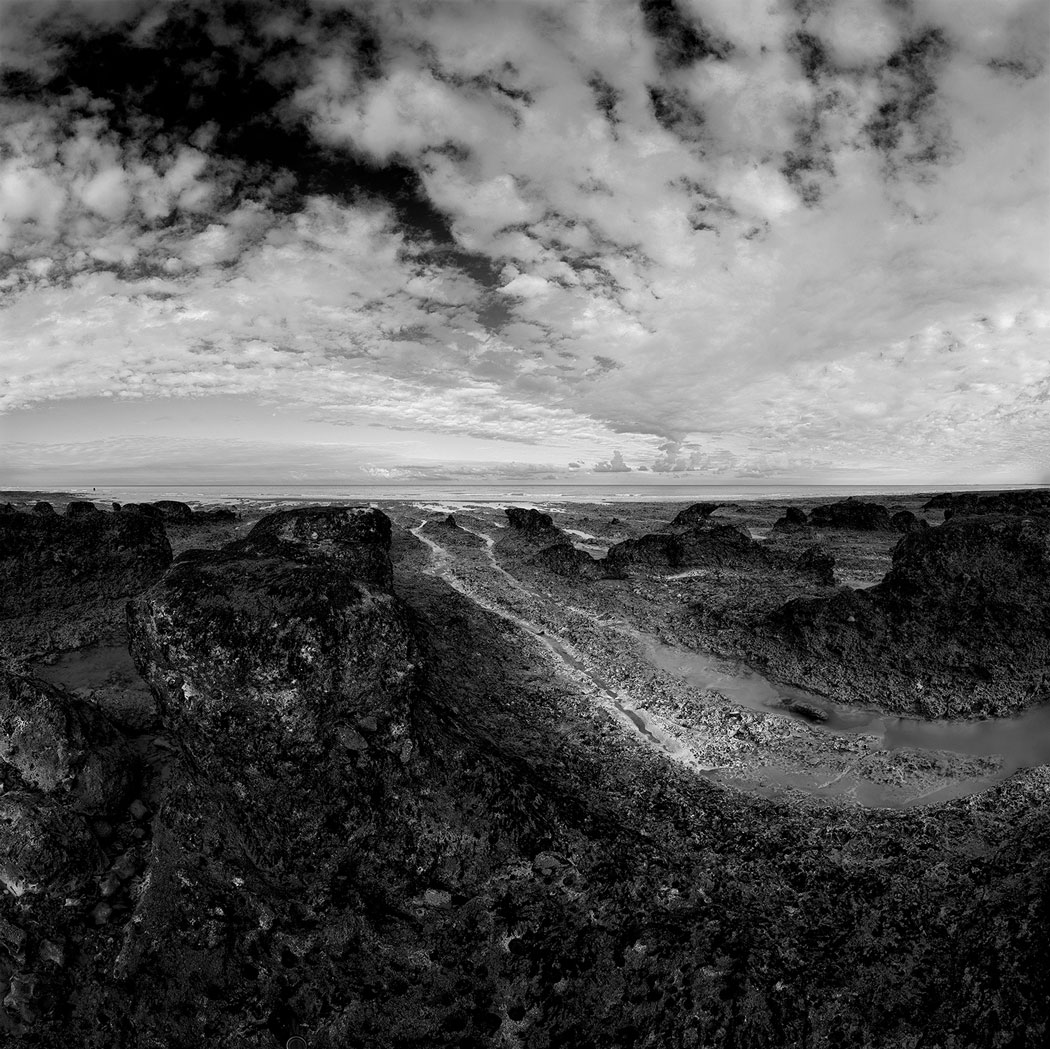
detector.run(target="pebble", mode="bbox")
[91,902,113,925]
[129,799,149,821]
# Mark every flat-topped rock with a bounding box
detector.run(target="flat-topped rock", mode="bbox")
[129,506,415,772]
[226,505,393,588]
[606,523,768,573]
[808,498,893,530]
[0,509,172,617]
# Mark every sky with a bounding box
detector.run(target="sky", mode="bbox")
[1,0,1048,487]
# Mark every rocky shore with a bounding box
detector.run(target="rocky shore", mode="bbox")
[0,491,1046,1047]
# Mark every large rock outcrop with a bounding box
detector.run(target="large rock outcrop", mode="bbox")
[667,502,722,530]
[0,509,172,618]
[761,514,1050,716]
[128,507,414,773]
[605,523,768,574]
[924,488,1050,517]
[807,498,893,530]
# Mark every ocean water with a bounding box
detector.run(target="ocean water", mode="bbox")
[61,482,1039,507]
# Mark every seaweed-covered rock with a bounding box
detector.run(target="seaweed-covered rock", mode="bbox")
[667,502,722,530]
[0,792,100,896]
[128,506,415,775]
[773,506,808,530]
[794,544,835,585]
[0,672,132,812]
[763,514,1050,716]
[65,502,99,518]
[504,506,559,537]
[31,503,56,517]
[531,541,605,579]
[808,498,893,530]
[226,505,394,588]
[150,500,194,522]
[923,489,1050,516]
[606,524,768,573]
[0,510,172,618]
[891,510,926,533]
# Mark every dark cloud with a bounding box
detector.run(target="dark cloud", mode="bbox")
[0,0,500,283]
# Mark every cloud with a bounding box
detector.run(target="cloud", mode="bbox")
[0,0,1047,482]
[594,448,632,473]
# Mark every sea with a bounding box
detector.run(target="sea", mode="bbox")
[64,482,1043,508]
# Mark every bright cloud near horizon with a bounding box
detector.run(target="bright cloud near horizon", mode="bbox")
[1,0,1048,486]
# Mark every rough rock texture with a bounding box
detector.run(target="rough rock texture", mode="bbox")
[418,514,484,549]
[151,500,194,522]
[128,507,413,772]
[924,488,1050,516]
[226,505,393,587]
[0,510,172,619]
[64,502,99,519]
[760,515,1050,716]
[773,506,809,530]
[0,672,132,812]
[504,506,560,537]
[794,544,836,585]
[667,502,722,530]
[149,501,237,525]
[31,503,56,517]
[891,509,926,533]
[808,498,893,530]
[605,523,768,574]
[530,541,605,580]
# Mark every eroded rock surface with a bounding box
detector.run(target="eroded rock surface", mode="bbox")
[0,509,172,619]
[807,498,893,530]
[760,515,1050,716]
[606,523,768,574]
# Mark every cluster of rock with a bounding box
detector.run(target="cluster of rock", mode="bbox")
[0,506,172,619]
[497,508,606,579]
[773,499,925,533]
[0,501,1047,1046]
[603,503,768,575]
[924,488,1050,518]
[760,514,1050,716]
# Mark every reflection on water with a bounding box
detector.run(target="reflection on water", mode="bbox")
[643,640,1050,771]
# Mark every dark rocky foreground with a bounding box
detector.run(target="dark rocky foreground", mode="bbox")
[0,497,1047,1047]
[747,514,1050,717]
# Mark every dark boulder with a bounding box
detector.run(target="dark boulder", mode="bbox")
[119,502,164,519]
[32,502,56,516]
[532,541,605,580]
[808,498,893,530]
[891,510,926,533]
[225,505,393,588]
[794,544,835,584]
[606,523,768,573]
[0,671,132,812]
[773,506,808,530]
[505,506,559,537]
[668,502,722,530]
[0,510,172,617]
[65,501,99,518]
[128,506,415,775]
[151,500,194,522]
[923,489,1050,516]
[763,514,1050,716]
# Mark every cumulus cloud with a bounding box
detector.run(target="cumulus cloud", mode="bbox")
[594,448,632,473]
[0,0,1047,482]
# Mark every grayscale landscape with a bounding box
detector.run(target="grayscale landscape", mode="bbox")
[1,1,1047,1047]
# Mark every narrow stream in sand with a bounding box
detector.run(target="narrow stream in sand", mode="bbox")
[411,520,1050,806]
